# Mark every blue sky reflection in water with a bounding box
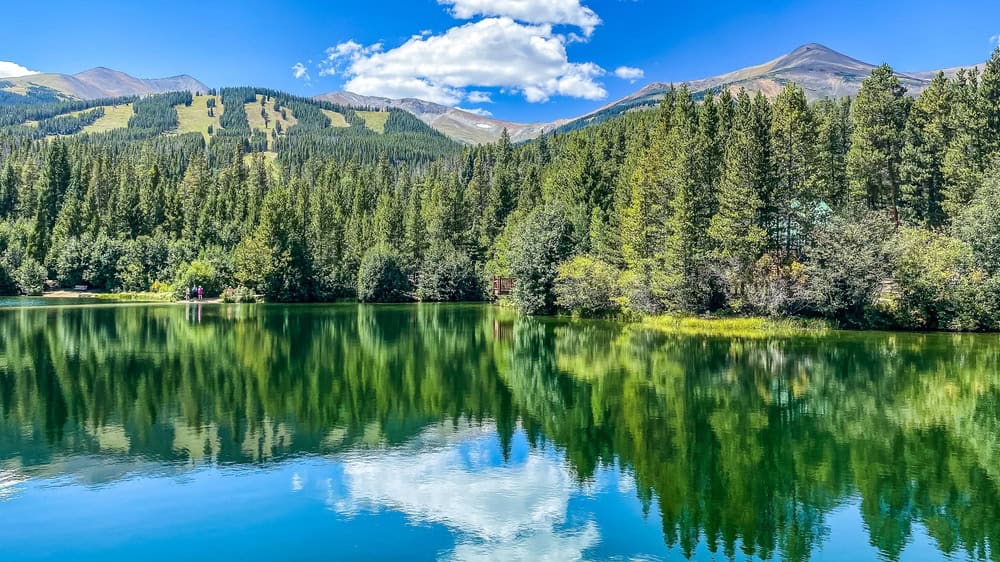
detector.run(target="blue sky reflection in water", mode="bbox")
[1,430,915,562]
[0,303,996,561]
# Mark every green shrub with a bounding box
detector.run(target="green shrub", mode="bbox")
[885,228,1000,331]
[554,255,620,316]
[804,213,892,327]
[150,280,172,294]
[49,235,90,288]
[13,258,46,296]
[84,235,125,291]
[356,248,410,303]
[0,260,15,296]
[509,205,574,315]
[743,255,811,317]
[955,168,1000,276]
[116,235,171,292]
[222,286,260,303]
[417,244,482,302]
[173,259,221,297]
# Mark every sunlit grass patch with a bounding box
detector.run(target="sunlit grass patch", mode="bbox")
[245,94,298,149]
[94,292,176,303]
[176,94,223,140]
[358,110,389,133]
[81,103,134,134]
[322,109,349,128]
[642,315,833,337]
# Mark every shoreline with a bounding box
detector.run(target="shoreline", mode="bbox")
[42,290,222,304]
[16,297,1000,334]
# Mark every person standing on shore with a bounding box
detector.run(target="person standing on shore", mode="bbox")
[198,286,204,301]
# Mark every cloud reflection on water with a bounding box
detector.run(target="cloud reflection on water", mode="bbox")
[329,422,601,560]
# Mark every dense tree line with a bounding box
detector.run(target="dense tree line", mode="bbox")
[127,91,191,132]
[0,83,65,106]
[2,52,1000,329]
[34,107,105,137]
[522,54,1000,331]
[0,94,136,127]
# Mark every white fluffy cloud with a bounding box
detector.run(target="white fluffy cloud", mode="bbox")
[291,62,310,81]
[466,90,493,104]
[438,0,601,36]
[614,66,644,82]
[457,107,494,117]
[326,17,607,105]
[306,0,645,106]
[0,60,39,78]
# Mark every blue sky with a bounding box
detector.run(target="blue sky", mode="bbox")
[2,0,999,122]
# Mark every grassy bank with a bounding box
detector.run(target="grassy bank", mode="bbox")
[641,315,833,337]
[93,292,177,303]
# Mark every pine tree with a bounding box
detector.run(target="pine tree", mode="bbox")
[463,153,488,257]
[943,68,985,218]
[308,172,347,299]
[662,87,714,311]
[0,162,18,220]
[179,154,211,243]
[140,161,165,234]
[372,190,404,248]
[621,89,675,312]
[547,134,607,252]
[716,89,735,144]
[29,141,70,261]
[979,47,1000,159]
[710,91,768,306]
[814,97,851,209]
[770,83,820,257]
[403,179,427,272]
[900,72,952,227]
[481,130,515,252]
[114,161,143,238]
[847,64,908,225]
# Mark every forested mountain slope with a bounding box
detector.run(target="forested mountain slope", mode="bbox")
[0,87,459,165]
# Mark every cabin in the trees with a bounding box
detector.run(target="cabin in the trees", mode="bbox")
[491,276,515,298]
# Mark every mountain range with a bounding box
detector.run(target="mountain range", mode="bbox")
[317,44,983,143]
[0,67,208,101]
[0,44,983,144]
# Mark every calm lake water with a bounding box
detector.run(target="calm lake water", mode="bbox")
[0,303,997,561]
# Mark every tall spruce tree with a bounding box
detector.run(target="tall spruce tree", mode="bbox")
[29,141,70,261]
[900,72,952,227]
[943,68,985,218]
[979,47,1000,159]
[847,64,909,225]
[710,91,768,306]
[0,162,17,220]
[621,89,675,312]
[814,97,851,209]
[771,83,820,257]
[662,87,715,311]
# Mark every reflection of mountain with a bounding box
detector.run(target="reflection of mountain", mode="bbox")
[0,304,999,560]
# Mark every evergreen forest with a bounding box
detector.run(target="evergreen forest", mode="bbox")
[3,52,1000,331]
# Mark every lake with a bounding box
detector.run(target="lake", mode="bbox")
[0,303,997,561]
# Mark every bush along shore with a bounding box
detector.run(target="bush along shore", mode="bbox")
[3,56,1000,331]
